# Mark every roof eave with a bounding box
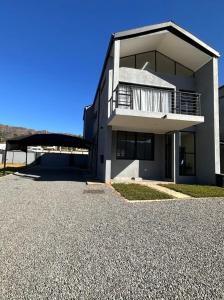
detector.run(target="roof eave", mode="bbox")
[114,21,220,58]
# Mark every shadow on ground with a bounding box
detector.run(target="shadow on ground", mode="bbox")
[14,166,95,182]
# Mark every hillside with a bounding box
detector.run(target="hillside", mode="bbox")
[0,124,49,142]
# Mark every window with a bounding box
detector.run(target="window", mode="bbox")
[176,63,194,77]
[136,51,155,72]
[120,56,135,68]
[156,52,175,75]
[116,131,154,160]
[179,132,196,176]
[120,51,194,77]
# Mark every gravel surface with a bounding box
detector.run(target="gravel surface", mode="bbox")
[1,167,224,299]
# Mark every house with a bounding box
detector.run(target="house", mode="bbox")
[219,85,224,173]
[83,21,220,184]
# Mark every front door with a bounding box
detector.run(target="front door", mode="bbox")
[165,134,172,179]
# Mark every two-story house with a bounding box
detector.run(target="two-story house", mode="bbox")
[83,22,220,184]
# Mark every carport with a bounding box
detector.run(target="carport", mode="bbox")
[3,133,92,174]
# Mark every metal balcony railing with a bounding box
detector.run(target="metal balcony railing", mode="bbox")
[109,84,201,117]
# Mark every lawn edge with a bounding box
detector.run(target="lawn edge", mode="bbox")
[110,183,177,202]
[109,184,224,202]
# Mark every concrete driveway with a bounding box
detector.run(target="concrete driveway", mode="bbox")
[1,167,224,299]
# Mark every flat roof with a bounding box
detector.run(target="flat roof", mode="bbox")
[6,133,92,151]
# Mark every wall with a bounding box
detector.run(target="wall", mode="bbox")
[111,131,165,180]
[194,58,220,184]
[119,67,195,91]
[219,86,224,140]
[0,151,40,164]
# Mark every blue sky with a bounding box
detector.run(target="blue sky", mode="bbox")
[0,0,223,135]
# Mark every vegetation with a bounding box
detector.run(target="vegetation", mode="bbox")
[160,184,224,198]
[0,170,13,177]
[112,183,173,200]
[0,163,26,177]
[0,124,49,142]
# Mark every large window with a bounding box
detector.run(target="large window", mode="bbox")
[120,55,135,68]
[156,52,175,75]
[116,131,154,160]
[119,50,194,77]
[179,131,196,176]
[136,51,155,72]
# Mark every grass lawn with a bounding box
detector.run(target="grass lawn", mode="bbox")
[160,184,224,198]
[0,170,13,177]
[112,183,173,200]
[0,163,25,177]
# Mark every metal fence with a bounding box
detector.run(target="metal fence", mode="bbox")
[109,84,201,116]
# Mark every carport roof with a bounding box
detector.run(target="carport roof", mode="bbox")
[6,133,92,151]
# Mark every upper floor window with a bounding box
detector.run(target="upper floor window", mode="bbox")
[136,51,155,72]
[120,55,135,68]
[120,50,194,78]
[156,52,175,75]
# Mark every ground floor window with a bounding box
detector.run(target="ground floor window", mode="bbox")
[179,131,196,176]
[116,131,154,160]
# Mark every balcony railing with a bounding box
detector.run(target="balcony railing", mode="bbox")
[109,84,201,117]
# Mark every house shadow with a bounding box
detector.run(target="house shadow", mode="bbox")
[14,166,95,182]
[13,153,94,182]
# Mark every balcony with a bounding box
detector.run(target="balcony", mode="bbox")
[108,84,204,133]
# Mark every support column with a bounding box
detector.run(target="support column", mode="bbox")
[3,143,8,175]
[213,58,220,175]
[173,132,179,183]
[105,126,112,183]
[112,40,120,92]
[25,147,28,166]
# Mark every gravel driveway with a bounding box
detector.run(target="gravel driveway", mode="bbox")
[1,167,224,299]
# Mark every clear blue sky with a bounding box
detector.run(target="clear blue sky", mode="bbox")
[0,0,223,135]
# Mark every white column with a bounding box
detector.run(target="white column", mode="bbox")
[105,126,112,183]
[113,40,120,91]
[213,57,220,175]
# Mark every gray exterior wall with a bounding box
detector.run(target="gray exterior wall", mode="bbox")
[219,86,224,140]
[194,58,220,184]
[111,131,165,180]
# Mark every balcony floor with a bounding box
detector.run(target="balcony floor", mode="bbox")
[108,108,204,133]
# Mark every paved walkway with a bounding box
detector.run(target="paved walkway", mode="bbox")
[1,167,224,299]
[140,182,191,199]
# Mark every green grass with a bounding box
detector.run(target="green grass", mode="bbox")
[0,170,13,177]
[112,183,173,200]
[160,184,224,198]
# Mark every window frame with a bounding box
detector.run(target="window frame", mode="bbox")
[119,50,194,78]
[116,131,154,161]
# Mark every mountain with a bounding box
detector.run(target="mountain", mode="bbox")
[0,124,49,142]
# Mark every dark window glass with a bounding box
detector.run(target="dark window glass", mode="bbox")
[136,51,155,72]
[136,133,154,160]
[176,63,194,77]
[156,52,175,75]
[116,131,154,160]
[179,132,196,176]
[116,131,126,159]
[120,56,135,68]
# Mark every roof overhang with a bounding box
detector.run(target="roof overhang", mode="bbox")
[114,21,219,57]
[6,133,92,152]
[115,21,219,72]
